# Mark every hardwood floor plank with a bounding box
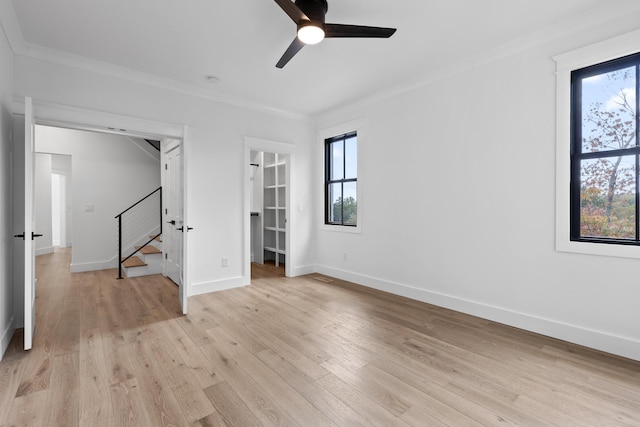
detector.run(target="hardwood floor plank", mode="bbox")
[190,409,231,427]
[200,329,301,426]
[0,249,639,426]
[316,371,412,427]
[211,334,334,427]
[79,327,113,425]
[359,362,484,427]
[0,355,25,424]
[5,389,49,427]
[13,350,52,398]
[46,351,80,426]
[242,321,328,380]
[202,381,261,427]
[321,358,411,416]
[109,377,152,427]
[255,348,369,427]
[150,325,221,390]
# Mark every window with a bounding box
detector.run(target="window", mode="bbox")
[570,52,639,245]
[325,131,357,226]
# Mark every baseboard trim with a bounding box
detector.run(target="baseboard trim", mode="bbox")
[1,316,15,362]
[70,257,117,273]
[290,264,315,277]
[190,275,249,296]
[35,246,54,256]
[314,264,640,361]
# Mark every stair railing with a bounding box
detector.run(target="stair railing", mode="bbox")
[116,186,162,279]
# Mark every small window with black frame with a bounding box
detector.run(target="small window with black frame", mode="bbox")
[325,131,357,226]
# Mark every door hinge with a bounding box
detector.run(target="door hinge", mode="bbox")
[165,164,168,170]
[165,253,168,259]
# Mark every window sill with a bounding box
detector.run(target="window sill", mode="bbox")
[556,239,640,259]
[320,223,362,234]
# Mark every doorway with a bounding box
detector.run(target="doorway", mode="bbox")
[250,150,288,279]
[244,137,294,281]
[13,99,190,353]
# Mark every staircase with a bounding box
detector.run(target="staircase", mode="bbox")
[122,236,163,278]
[116,187,163,279]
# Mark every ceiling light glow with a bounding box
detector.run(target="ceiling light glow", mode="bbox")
[297,24,325,44]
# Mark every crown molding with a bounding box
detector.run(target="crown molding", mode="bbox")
[0,1,309,122]
[15,43,311,121]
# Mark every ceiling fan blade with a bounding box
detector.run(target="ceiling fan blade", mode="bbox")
[273,0,309,24]
[276,37,305,68]
[324,23,396,38]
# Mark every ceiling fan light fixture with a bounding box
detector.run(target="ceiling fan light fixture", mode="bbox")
[297,23,325,44]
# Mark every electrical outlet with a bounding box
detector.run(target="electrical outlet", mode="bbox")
[221,257,229,267]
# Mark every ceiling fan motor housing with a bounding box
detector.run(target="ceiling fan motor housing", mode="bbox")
[295,0,328,27]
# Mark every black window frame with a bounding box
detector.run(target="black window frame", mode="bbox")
[570,51,640,245]
[325,131,357,226]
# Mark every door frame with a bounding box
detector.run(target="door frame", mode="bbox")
[15,98,191,307]
[243,136,294,279]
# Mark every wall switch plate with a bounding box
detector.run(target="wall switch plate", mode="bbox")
[221,257,229,267]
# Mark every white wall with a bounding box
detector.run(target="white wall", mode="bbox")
[315,23,640,360]
[13,56,316,294]
[52,154,72,247]
[0,15,14,360]
[34,153,53,255]
[35,126,161,272]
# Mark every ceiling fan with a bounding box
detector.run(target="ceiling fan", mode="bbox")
[273,0,397,68]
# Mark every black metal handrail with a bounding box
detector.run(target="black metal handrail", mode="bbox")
[116,186,162,279]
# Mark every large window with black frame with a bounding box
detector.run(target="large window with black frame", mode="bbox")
[325,131,357,226]
[571,51,639,244]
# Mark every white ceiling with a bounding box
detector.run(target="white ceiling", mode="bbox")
[5,0,640,116]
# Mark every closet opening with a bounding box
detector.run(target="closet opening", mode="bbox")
[250,150,288,279]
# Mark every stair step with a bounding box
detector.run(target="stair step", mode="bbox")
[151,235,162,243]
[136,245,162,255]
[122,256,146,268]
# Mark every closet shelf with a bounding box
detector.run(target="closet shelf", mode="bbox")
[264,246,286,255]
[263,162,286,169]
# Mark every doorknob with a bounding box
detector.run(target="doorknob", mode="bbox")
[167,220,176,225]
[32,233,43,240]
[14,233,25,240]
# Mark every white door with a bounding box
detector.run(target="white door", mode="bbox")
[23,97,37,350]
[162,139,187,314]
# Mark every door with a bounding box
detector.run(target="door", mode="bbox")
[22,97,37,350]
[162,139,187,314]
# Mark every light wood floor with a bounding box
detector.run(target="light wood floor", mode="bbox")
[1,249,639,426]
